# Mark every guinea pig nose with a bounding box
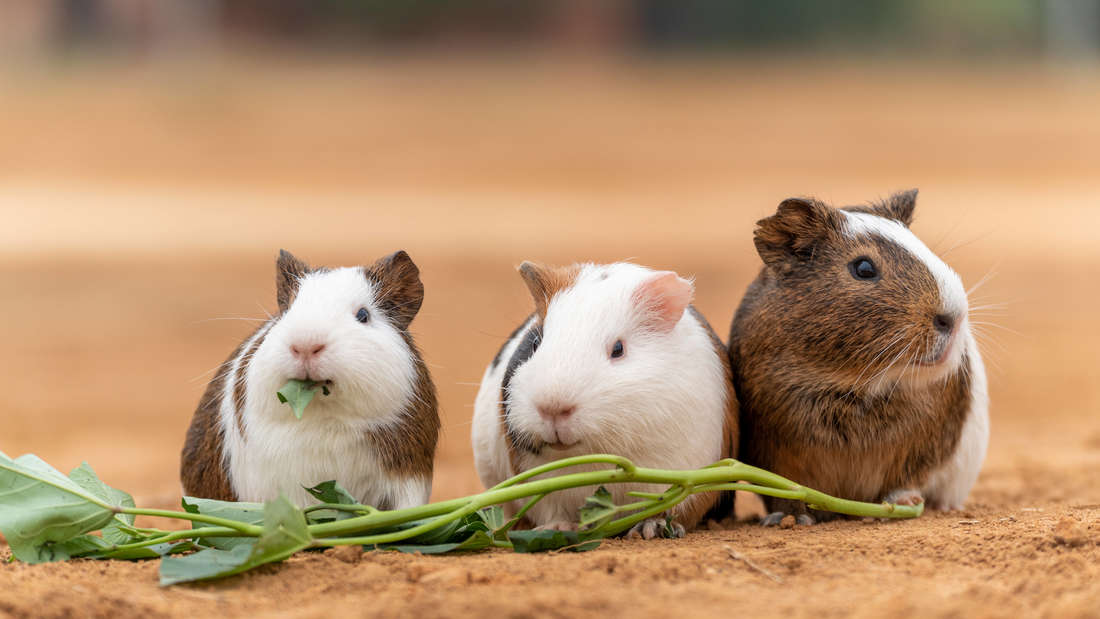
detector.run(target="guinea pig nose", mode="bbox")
[933,313,956,334]
[537,404,575,421]
[290,343,326,359]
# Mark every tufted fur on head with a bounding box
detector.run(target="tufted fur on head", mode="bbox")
[729,190,988,520]
[472,261,739,534]
[181,250,440,510]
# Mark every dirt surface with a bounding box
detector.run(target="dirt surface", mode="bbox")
[1,57,1099,618]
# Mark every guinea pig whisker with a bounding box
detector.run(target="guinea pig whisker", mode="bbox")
[845,333,908,396]
[964,265,1000,298]
[884,340,921,404]
[968,320,1021,337]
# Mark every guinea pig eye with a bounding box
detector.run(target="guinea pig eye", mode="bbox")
[610,340,625,359]
[355,307,371,323]
[848,258,879,281]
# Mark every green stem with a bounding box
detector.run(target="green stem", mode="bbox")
[121,508,263,536]
[305,457,921,543]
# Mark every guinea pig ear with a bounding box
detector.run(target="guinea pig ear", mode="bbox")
[632,271,694,333]
[276,249,310,313]
[753,197,842,272]
[368,250,424,330]
[518,261,579,320]
[873,189,918,227]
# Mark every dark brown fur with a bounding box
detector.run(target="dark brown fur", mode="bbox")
[364,330,439,479]
[729,191,971,518]
[180,341,246,501]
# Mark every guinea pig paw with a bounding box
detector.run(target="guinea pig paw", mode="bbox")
[884,488,925,507]
[626,518,683,540]
[795,514,816,526]
[760,512,788,527]
[535,521,578,532]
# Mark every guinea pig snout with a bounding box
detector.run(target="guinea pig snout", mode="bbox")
[933,312,957,335]
[536,401,576,422]
[289,340,327,362]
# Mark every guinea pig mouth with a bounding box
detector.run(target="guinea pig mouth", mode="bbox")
[918,334,956,367]
[543,440,580,451]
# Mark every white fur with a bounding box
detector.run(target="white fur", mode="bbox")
[843,211,968,322]
[471,263,729,526]
[842,210,989,508]
[922,330,990,510]
[218,267,429,508]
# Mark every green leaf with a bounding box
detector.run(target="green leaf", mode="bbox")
[276,379,322,419]
[303,480,357,505]
[578,486,617,531]
[68,462,138,545]
[159,496,312,585]
[182,496,265,550]
[0,452,117,563]
[384,530,493,554]
[507,529,601,553]
[478,505,506,531]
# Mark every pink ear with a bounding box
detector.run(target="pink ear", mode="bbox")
[632,271,693,333]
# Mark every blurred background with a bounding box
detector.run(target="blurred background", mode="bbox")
[2,1,1098,508]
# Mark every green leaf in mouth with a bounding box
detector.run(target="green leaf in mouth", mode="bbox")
[276,379,329,419]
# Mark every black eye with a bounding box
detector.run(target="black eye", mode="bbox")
[610,340,625,359]
[848,258,879,281]
[355,307,370,323]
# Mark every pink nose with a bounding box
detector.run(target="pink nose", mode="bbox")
[537,404,575,421]
[290,343,326,361]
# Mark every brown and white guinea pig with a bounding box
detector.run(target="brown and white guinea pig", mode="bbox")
[729,190,989,525]
[472,262,739,538]
[181,250,440,509]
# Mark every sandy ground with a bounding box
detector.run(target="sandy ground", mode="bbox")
[1,57,1099,618]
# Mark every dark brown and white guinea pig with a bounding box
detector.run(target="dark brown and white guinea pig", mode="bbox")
[181,250,440,509]
[729,190,988,524]
[472,262,739,538]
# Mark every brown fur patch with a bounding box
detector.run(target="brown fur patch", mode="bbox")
[518,262,581,320]
[729,192,973,516]
[364,331,440,479]
[365,250,424,331]
[180,341,245,501]
[232,327,268,438]
[845,189,918,227]
[276,249,309,314]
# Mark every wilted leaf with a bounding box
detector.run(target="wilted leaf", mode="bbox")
[0,452,117,563]
[507,529,601,553]
[160,496,312,585]
[276,379,322,419]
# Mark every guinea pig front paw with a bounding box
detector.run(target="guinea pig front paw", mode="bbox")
[535,520,578,532]
[626,517,685,540]
[883,488,925,507]
[760,512,816,527]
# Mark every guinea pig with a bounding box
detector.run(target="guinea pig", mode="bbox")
[181,249,440,509]
[472,262,739,538]
[728,189,989,525]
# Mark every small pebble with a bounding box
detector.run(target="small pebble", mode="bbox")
[779,515,796,529]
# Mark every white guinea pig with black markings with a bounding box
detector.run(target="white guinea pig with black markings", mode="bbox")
[181,250,439,509]
[472,261,739,539]
[729,190,989,525]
